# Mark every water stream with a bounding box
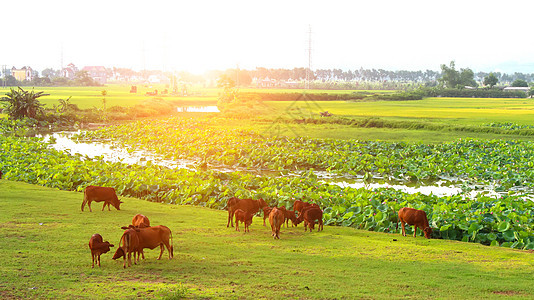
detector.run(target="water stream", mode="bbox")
[39,131,517,198]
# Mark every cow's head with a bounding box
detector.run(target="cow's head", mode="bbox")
[113,200,124,210]
[423,227,432,239]
[102,241,115,253]
[257,198,267,209]
[289,215,298,226]
[112,247,125,260]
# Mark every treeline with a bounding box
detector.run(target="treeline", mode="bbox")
[247,67,534,85]
[1,70,102,87]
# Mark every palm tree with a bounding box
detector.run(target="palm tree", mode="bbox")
[1,87,49,120]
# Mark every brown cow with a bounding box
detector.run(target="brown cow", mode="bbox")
[269,207,285,239]
[397,207,432,239]
[115,225,174,263]
[81,185,123,212]
[293,200,308,214]
[88,233,114,268]
[226,197,267,227]
[132,214,150,228]
[284,210,298,227]
[112,228,140,268]
[262,206,273,226]
[234,209,253,232]
[293,200,319,216]
[296,207,324,232]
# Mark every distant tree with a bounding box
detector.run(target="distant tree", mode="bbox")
[3,75,19,86]
[438,61,477,88]
[74,71,96,86]
[483,72,499,88]
[0,87,49,120]
[42,68,59,79]
[511,79,528,87]
[216,74,237,109]
[52,77,69,86]
[224,69,252,86]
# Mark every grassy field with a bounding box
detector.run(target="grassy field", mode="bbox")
[1,179,534,299]
[0,85,218,110]
[265,97,534,126]
[3,85,534,142]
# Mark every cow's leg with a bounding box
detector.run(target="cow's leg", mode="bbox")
[88,201,93,212]
[102,202,106,211]
[401,222,406,236]
[157,244,164,260]
[162,241,172,259]
[127,251,132,267]
[81,198,87,211]
[413,226,417,238]
[97,254,101,267]
[227,210,234,227]
[91,253,95,268]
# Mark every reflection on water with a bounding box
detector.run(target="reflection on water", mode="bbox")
[40,132,197,170]
[177,106,219,113]
[39,132,524,198]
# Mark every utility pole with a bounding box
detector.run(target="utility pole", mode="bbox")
[305,25,312,90]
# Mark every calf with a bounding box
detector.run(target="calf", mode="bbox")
[132,214,150,228]
[262,206,273,226]
[296,207,324,232]
[397,207,432,239]
[234,209,253,232]
[112,228,140,268]
[88,233,114,268]
[269,207,285,239]
[283,209,298,227]
[81,185,123,212]
[226,197,267,227]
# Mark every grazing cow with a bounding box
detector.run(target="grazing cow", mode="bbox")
[296,207,324,232]
[293,200,319,216]
[226,197,267,227]
[116,225,174,262]
[293,200,308,214]
[132,214,150,228]
[283,210,298,227]
[88,233,114,268]
[112,228,140,268]
[262,206,273,226]
[397,207,432,239]
[269,207,285,239]
[276,206,296,227]
[234,209,253,232]
[81,185,123,212]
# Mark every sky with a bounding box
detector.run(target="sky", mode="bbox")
[3,0,534,74]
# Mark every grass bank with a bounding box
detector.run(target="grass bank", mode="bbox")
[1,180,533,299]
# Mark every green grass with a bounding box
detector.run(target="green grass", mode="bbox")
[265,97,534,126]
[1,179,534,299]
[0,85,218,110]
